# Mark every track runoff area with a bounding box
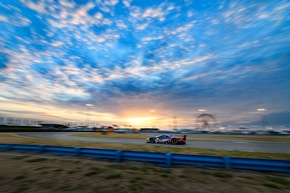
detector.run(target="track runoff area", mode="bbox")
[15,132,290,154]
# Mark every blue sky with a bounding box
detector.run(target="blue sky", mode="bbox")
[0,0,290,128]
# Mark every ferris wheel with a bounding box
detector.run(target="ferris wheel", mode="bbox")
[196,113,218,130]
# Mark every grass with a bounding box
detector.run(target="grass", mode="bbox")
[14,174,26,180]
[12,156,29,160]
[84,171,99,176]
[266,176,290,186]
[72,132,148,139]
[0,133,290,160]
[105,173,122,179]
[130,179,137,183]
[189,134,290,142]
[0,126,41,132]
[1,153,290,193]
[155,168,171,174]
[14,184,30,193]
[135,177,143,181]
[35,167,47,171]
[89,167,101,171]
[107,164,128,170]
[213,172,233,178]
[178,174,187,178]
[25,158,47,163]
[160,174,169,178]
[263,183,281,189]
[72,132,290,142]
[240,175,254,180]
[67,171,75,174]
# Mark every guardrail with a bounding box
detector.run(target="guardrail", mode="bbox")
[0,144,289,172]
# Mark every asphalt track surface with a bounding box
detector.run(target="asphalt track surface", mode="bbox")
[16,132,290,154]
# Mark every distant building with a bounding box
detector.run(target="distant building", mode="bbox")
[39,124,68,129]
[100,126,115,131]
[140,128,159,132]
[115,128,138,133]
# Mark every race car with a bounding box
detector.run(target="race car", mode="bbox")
[146,134,186,145]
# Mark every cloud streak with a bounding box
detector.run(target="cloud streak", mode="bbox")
[0,0,290,128]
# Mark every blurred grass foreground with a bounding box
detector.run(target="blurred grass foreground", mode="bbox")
[0,153,290,193]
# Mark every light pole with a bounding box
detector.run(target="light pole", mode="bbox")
[86,104,94,128]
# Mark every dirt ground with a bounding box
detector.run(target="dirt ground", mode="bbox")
[0,152,289,193]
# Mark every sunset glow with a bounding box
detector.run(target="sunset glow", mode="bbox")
[126,117,154,127]
[0,0,289,128]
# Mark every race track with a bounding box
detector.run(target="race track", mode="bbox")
[16,132,290,154]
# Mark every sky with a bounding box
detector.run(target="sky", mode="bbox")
[0,0,290,128]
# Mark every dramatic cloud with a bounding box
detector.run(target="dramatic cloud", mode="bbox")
[0,0,289,128]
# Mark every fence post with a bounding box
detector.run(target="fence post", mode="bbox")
[5,144,11,151]
[116,150,122,163]
[223,156,231,169]
[74,147,80,157]
[38,144,45,153]
[165,152,172,168]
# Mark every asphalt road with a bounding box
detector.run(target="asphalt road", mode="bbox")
[16,132,290,153]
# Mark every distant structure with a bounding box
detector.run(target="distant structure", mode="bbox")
[196,113,218,130]
[39,123,68,129]
[140,128,159,132]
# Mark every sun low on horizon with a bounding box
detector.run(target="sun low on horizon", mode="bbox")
[126,117,153,127]
[0,0,290,128]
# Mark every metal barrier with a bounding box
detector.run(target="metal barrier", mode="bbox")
[0,144,289,172]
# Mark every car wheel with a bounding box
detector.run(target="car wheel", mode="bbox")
[172,138,178,145]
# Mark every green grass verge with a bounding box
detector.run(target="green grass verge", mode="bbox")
[266,176,290,186]
[0,126,42,132]
[72,132,290,142]
[263,183,281,189]
[191,134,290,142]
[71,132,148,139]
